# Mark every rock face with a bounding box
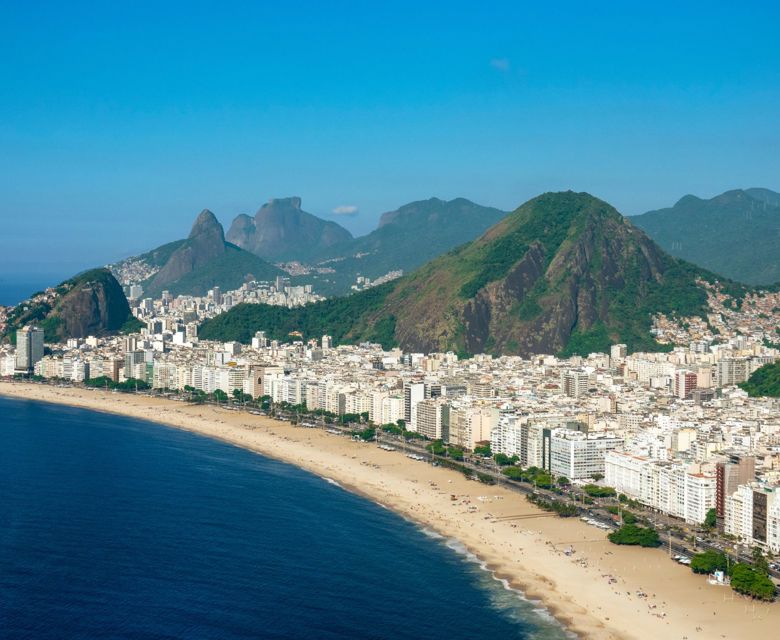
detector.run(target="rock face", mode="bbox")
[631,188,780,285]
[148,209,226,290]
[56,269,132,338]
[226,197,353,261]
[2,268,133,342]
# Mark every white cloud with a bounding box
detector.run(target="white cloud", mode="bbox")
[332,205,359,216]
[490,57,510,72]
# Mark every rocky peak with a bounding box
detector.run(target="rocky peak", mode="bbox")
[262,197,302,211]
[226,196,352,261]
[189,209,224,240]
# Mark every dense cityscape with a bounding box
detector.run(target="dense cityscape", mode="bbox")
[4,275,780,573]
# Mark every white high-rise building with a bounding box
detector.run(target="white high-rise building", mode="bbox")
[605,452,716,524]
[416,399,445,440]
[404,382,425,431]
[492,414,523,458]
[549,429,621,480]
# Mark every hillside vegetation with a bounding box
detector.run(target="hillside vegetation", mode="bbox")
[198,191,732,357]
[199,283,396,348]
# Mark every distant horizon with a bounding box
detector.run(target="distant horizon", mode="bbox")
[2,2,779,277]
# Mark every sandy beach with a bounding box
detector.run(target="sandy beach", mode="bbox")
[2,381,778,639]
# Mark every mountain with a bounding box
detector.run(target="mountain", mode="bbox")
[148,210,227,289]
[310,198,507,293]
[200,191,725,357]
[226,197,353,262]
[631,188,780,285]
[140,210,283,298]
[2,268,136,343]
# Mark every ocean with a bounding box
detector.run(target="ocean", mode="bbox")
[0,281,58,307]
[0,397,571,639]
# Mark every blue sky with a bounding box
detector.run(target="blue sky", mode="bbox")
[1,1,779,280]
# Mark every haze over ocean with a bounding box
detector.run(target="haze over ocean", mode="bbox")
[0,397,570,640]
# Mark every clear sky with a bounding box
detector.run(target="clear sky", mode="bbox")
[1,1,779,280]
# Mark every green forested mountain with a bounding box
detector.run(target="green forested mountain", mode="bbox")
[201,191,725,357]
[139,210,283,298]
[308,198,507,294]
[2,268,135,343]
[631,188,780,285]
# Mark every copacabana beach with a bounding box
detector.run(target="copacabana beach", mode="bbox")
[3,381,778,640]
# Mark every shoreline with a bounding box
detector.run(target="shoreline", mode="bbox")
[3,381,778,640]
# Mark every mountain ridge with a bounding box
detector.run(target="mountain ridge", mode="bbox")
[200,191,728,356]
[308,197,507,294]
[127,210,283,298]
[631,188,780,285]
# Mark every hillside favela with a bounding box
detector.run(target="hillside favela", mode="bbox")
[2,4,780,640]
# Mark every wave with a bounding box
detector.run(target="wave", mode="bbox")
[443,537,576,638]
[321,476,343,489]
[420,527,444,540]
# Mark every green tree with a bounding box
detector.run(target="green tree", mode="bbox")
[583,484,616,498]
[527,493,579,517]
[448,446,464,461]
[493,452,518,466]
[502,467,524,480]
[474,443,492,457]
[608,524,661,548]
[752,547,770,575]
[703,508,717,530]
[426,440,447,456]
[690,550,728,575]
[730,563,776,601]
[352,427,376,442]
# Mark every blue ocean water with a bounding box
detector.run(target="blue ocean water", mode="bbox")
[0,397,572,640]
[0,281,56,307]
